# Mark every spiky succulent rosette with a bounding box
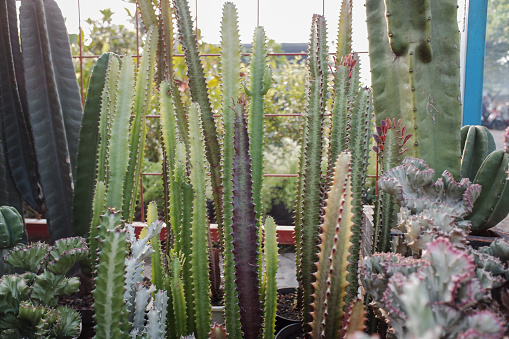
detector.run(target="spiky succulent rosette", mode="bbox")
[361,237,505,339]
[378,157,481,254]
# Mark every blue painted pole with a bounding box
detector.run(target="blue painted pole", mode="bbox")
[462,0,489,126]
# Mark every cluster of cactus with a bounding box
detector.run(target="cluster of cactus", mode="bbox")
[460,125,509,233]
[294,0,374,325]
[133,1,280,338]
[360,237,506,338]
[0,237,88,338]
[378,157,482,254]
[366,0,463,179]
[92,208,168,339]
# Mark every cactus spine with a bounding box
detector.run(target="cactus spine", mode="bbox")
[366,0,462,179]
[219,4,242,336]
[295,14,328,323]
[231,99,262,339]
[311,152,354,338]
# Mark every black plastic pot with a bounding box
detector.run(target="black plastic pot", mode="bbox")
[275,323,303,339]
[275,287,301,333]
[78,309,94,338]
[467,227,509,249]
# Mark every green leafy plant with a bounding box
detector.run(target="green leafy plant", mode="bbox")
[0,237,88,338]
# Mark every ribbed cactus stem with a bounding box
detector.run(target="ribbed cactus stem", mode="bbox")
[231,98,262,339]
[297,14,328,323]
[169,250,188,337]
[188,103,211,339]
[106,56,134,210]
[122,25,158,223]
[93,210,128,339]
[310,152,353,338]
[72,52,112,237]
[263,216,279,339]
[220,4,242,336]
[174,0,224,234]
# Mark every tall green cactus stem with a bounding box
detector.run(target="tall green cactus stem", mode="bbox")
[467,150,509,232]
[96,56,120,184]
[460,125,496,181]
[311,152,354,339]
[169,249,188,338]
[262,216,279,339]
[174,0,224,234]
[188,103,211,339]
[366,0,462,179]
[247,26,271,228]
[345,88,373,298]
[336,0,353,58]
[20,0,83,241]
[328,54,358,175]
[86,180,106,275]
[106,56,135,210]
[219,3,242,337]
[93,210,129,339]
[0,0,40,212]
[295,14,328,323]
[372,118,412,253]
[147,202,164,289]
[136,0,157,29]
[122,26,158,223]
[72,53,112,237]
[231,99,262,339]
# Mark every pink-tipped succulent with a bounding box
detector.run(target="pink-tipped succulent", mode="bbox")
[361,237,505,339]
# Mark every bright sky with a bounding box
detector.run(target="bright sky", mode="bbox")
[54,0,371,83]
[53,0,468,86]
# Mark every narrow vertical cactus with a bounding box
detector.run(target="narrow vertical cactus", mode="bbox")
[123,26,159,222]
[295,14,328,324]
[93,210,129,339]
[72,53,112,237]
[188,103,211,339]
[174,0,224,234]
[168,249,188,338]
[147,202,164,289]
[219,4,242,336]
[310,152,354,339]
[231,98,262,339]
[262,216,279,339]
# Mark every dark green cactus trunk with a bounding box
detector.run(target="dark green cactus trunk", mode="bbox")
[231,99,262,339]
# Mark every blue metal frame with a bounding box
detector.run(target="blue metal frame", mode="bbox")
[462,0,489,126]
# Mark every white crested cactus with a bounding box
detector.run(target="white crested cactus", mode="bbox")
[360,237,505,339]
[378,157,482,254]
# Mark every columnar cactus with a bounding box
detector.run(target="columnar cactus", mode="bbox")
[366,0,462,179]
